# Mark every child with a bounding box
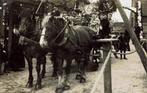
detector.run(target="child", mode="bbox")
[118,33,128,59]
[112,35,119,58]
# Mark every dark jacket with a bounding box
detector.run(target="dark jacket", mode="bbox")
[118,34,128,50]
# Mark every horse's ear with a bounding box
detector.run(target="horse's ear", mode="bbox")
[49,16,54,23]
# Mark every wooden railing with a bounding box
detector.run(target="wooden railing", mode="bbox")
[90,49,112,93]
[90,38,117,93]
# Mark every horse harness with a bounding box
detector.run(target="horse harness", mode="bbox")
[51,17,87,56]
[51,17,79,48]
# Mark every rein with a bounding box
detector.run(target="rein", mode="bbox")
[40,17,79,49]
[52,17,82,49]
[53,19,80,48]
[53,20,70,42]
[40,17,70,46]
[53,17,80,49]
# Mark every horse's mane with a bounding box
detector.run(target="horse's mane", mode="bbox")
[42,13,51,28]
[42,13,66,31]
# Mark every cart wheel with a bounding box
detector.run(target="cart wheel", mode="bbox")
[90,48,101,63]
[88,48,101,71]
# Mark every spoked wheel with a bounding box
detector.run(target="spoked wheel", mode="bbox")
[88,48,102,71]
[91,48,102,63]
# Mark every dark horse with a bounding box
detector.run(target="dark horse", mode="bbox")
[40,15,96,93]
[17,9,48,89]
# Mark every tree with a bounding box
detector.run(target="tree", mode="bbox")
[99,0,116,13]
[47,0,90,12]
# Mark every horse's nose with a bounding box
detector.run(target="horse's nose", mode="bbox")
[13,28,20,35]
[39,35,47,47]
[40,42,44,47]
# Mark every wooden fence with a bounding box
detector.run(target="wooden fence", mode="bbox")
[90,38,113,93]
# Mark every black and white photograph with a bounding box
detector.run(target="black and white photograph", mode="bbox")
[0,0,147,93]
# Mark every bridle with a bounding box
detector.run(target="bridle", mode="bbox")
[41,16,70,46]
[53,19,69,43]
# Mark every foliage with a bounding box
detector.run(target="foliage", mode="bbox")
[47,0,90,12]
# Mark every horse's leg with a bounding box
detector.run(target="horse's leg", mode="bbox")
[78,56,88,83]
[52,61,57,77]
[41,56,46,78]
[51,53,57,77]
[25,56,33,88]
[35,57,42,89]
[63,59,72,90]
[75,59,82,80]
[55,58,64,93]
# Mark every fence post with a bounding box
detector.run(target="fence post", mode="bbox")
[103,43,112,93]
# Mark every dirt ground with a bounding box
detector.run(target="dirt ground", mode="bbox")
[0,44,147,93]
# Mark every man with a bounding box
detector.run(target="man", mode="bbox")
[8,7,26,71]
[134,24,142,42]
[99,13,111,38]
[112,35,119,58]
[9,27,25,71]
[0,41,7,74]
[124,29,131,51]
[118,33,128,59]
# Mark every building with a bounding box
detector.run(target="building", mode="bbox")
[131,0,147,51]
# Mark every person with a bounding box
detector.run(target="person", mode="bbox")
[124,29,131,51]
[9,29,25,71]
[0,40,8,74]
[118,33,128,59]
[90,13,100,33]
[99,0,109,13]
[74,0,82,14]
[8,7,26,71]
[81,13,91,26]
[134,24,142,42]
[99,13,111,38]
[112,35,119,58]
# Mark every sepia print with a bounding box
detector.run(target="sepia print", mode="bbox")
[0,0,147,93]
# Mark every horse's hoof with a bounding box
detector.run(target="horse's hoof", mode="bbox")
[75,74,81,80]
[35,85,42,90]
[55,87,64,93]
[41,74,45,78]
[63,84,70,90]
[28,84,33,88]
[26,82,33,88]
[52,73,57,77]
[80,77,86,83]
[35,83,42,90]
[41,71,46,78]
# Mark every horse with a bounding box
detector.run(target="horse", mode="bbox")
[40,14,96,93]
[17,10,48,89]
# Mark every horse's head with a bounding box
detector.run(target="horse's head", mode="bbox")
[18,8,35,37]
[19,17,29,34]
[39,14,66,47]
